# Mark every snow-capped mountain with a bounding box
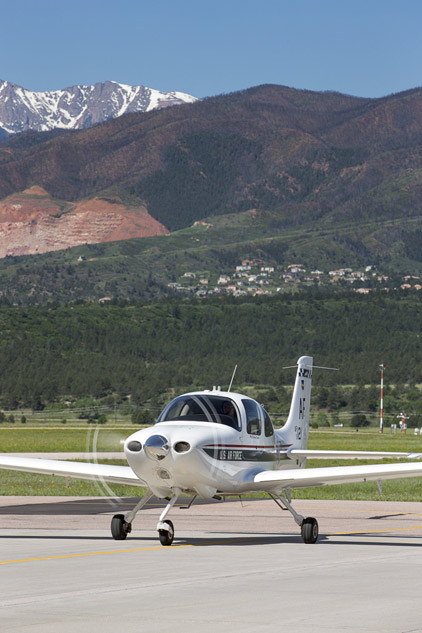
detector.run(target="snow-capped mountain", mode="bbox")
[0,80,197,135]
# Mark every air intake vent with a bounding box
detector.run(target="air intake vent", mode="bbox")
[174,441,191,453]
[127,441,142,452]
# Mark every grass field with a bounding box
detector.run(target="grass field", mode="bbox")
[1,427,422,500]
[0,427,133,452]
[309,429,422,453]
[0,461,145,497]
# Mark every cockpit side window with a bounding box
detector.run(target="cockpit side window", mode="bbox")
[242,399,262,435]
[263,407,275,437]
[157,395,241,430]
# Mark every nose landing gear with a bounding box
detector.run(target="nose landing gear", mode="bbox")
[158,520,174,546]
[156,488,181,546]
[110,489,181,546]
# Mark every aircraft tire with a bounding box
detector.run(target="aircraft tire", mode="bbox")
[158,520,174,546]
[111,514,131,540]
[301,517,318,544]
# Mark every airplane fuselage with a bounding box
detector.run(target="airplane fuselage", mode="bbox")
[124,390,298,498]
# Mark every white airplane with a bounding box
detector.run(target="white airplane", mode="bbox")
[1,355,422,545]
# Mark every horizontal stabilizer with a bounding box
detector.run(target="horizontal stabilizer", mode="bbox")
[254,461,422,489]
[288,449,422,460]
[0,456,144,486]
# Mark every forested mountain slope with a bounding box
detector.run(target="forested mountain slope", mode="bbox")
[0,293,420,408]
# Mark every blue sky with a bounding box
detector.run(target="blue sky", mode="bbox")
[2,0,422,99]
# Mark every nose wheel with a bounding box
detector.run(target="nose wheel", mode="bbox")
[155,488,180,546]
[158,520,174,546]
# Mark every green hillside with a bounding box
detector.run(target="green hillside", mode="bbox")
[0,292,420,411]
[0,210,420,305]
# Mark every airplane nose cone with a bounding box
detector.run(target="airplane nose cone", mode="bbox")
[144,434,170,461]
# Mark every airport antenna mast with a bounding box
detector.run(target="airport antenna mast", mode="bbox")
[379,363,386,433]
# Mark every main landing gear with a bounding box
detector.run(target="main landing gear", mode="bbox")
[269,492,319,544]
[111,514,132,540]
[300,517,319,544]
[111,491,154,541]
[111,489,181,546]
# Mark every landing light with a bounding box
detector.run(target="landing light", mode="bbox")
[157,469,171,480]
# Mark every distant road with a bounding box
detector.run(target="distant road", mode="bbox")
[0,427,135,430]
[0,453,124,459]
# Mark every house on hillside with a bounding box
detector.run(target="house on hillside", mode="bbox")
[287,264,305,274]
[236,264,251,272]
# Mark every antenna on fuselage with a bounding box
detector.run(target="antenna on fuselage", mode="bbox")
[228,365,238,392]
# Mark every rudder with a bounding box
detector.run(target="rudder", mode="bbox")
[280,356,313,450]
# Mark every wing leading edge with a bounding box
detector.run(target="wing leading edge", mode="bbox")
[0,456,144,486]
[254,461,422,489]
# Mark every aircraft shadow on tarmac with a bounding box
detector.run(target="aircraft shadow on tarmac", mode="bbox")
[0,497,173,515]
[1,498,422,547]
[0,529,421,548]
[0,496,227,516]
[0,534,421,548]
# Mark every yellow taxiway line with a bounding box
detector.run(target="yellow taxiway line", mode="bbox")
[329,524,422,536]
[0,536,268,565]
[0,543,192,565]
[2,526,422,565]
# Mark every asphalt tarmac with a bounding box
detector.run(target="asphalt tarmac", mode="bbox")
[1,496,422,633]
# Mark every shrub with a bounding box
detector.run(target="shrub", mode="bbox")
[350,414,370,428]
[131,409,154,425]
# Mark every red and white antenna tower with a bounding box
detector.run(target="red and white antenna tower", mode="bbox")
[379,363,386,433]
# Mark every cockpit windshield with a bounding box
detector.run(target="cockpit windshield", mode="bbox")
[157,395,241,430]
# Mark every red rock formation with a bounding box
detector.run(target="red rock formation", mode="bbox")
[0,186,168,257]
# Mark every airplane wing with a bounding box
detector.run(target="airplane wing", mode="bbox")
[254,461,422,489]
[0,455,145,486]
[287,449,422,460]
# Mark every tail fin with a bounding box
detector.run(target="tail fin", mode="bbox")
[280,356,313,449]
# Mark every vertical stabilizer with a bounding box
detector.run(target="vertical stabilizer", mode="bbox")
[280,356,313,450]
